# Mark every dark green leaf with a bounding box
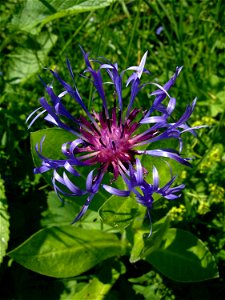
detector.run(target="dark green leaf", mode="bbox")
[143,228,219,282]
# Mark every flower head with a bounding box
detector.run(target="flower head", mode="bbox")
[27,47,202,224]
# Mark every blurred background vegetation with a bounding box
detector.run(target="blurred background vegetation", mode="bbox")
[0,0,225,299]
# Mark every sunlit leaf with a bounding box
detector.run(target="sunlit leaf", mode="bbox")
[8,226,126,278]
[129,215,170,264]
[7,32,57,84]
[129,271,164,300]
[10,0,115,34]
[129,230,146,263]
[99,194,140,230]
[41,191,81,227]
[67,261,125,300]
[42,191,113,231]
[141,215,171,257]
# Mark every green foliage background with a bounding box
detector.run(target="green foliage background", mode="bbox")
[0,0,225,299]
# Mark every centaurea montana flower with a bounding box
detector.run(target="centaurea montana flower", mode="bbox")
[27,47,203,224]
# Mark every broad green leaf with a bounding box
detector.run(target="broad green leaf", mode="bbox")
[143,228,219,282]
[8,226,126,278]
[0,176,10,263]
[7,32,57,84]
[42,191,114,231]
[10,0,116,34]
[76,210,114,231]
[99,194,140,230]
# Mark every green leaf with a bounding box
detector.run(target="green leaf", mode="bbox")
[67,261,125,300]
[42,191,114,231]
[129,230,146,263]
[129,271,172,300]
[143,228,219,282]
[8,226,126,278]
[99,194,140,230]
[41,191,81,227]
[142,215,171,257]
[132,285,160,300]
[0,176,10,264]
[7,32,57,84]
[130,215,170,263]
[31,128,75,182]
[10,0,115,34]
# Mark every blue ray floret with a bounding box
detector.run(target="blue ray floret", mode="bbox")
[27,47,203,225]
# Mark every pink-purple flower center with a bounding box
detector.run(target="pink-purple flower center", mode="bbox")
[76,107,157,179]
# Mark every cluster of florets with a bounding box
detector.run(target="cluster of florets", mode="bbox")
[27,47,203,224]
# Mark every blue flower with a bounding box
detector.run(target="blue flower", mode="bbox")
[27,47,203,224]
[156,26,164,35]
